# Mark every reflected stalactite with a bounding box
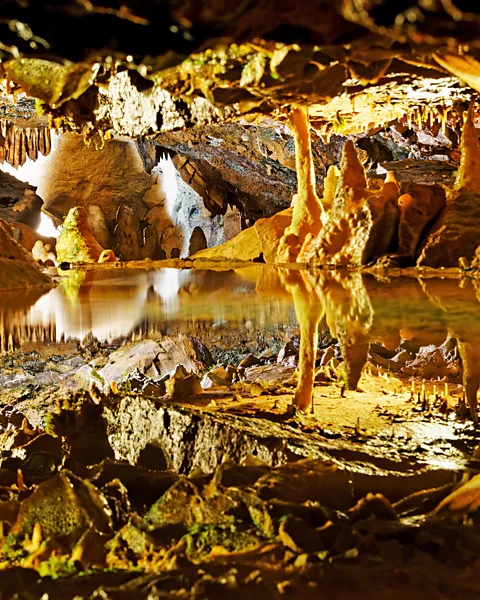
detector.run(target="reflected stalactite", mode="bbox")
[279,269,324,411]
[0,120,51,168]
[316,272,373,390]
[0,310,57,352]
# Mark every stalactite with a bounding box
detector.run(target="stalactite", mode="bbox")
[0,119,52,167]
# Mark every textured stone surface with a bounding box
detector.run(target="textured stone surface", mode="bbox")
[39,134,152,228]
[0,219,52,290]
[0,170,42,229]
[417,108,480,268]
[99,337,200,387]
[302,141,400,266]
[56,207,105,264]
[397,184,446,258]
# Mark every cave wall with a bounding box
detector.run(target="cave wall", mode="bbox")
[0,131,235,260]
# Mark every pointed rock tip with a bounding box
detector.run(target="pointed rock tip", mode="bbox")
[340,140,367,190]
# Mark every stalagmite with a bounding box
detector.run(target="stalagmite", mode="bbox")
[276,105,325,263]
[56,207,107,264]
[455,103,480,193]
[301,141,399,266]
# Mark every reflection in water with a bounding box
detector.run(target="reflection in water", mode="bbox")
[1,265,480,422]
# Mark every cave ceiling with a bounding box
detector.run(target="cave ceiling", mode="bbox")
[0,0,478,146]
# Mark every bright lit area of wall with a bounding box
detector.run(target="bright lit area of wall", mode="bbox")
[37,212,60,238]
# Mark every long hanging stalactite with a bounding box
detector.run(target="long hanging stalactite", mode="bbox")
[0,120,52,168]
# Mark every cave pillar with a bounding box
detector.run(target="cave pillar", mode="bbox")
[277,106,325,263]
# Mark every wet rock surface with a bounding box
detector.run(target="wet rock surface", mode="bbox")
[0,383,477,599]
[1,266,480,598]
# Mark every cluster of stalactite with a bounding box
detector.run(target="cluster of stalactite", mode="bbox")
[0,121,51,167]
[0,313,57,353]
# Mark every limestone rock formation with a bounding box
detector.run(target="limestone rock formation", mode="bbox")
[38,134,153,228]
[279,269,324,411]
[0,218,52,290]
[397,184,446,259]
[86,205,114,250]
[8,221,56,253]
[114,204,159,261]
[114,205,143,262]
[301,141,400,266]
[277,106,325,263]
[56,207,109,264]
[193,226,262,262]
[0,170,43,229]
[0,121,51,168]
[418,106,480,268]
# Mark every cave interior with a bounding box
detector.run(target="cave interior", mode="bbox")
[1,2,480,598]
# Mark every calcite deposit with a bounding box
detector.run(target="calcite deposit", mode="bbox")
[300,141,400,266]
[276,106,325,263]
[56,207,112,264]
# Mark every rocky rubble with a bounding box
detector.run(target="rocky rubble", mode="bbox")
[0,391,476,598]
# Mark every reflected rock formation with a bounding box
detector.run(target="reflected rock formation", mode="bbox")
[422,278,480,425]
[287,270,480,422]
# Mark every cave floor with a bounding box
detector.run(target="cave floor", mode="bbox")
[1,262,480,598]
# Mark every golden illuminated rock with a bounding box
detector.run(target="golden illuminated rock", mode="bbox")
[397,184,446,258]
[322,165,339,212]
[318,271,373,390]
[98,249,117,263]
[277,106,325,263]
[254,209,293,264]
[434,53,480,103]
[192,208,293,263]
[56,207,106,264]
[193,225,262,261]
[32,239,57,265]
[422,277,480,425]
[279,269,324,412]
[301,141,399,266]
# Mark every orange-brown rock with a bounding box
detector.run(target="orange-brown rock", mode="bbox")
[86,204,114,250]
[318,271,373,390]
[192,208,293,263]
[193,225,262,262]
[301,141,399,266]
[397,184,446,258]
[277,106,325,263]
[254,208,293,263]
[417,105,480,268]
[8,221,56,253]
[280,269,324,411]
[0,219,52,290]
[114,204,158,261]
